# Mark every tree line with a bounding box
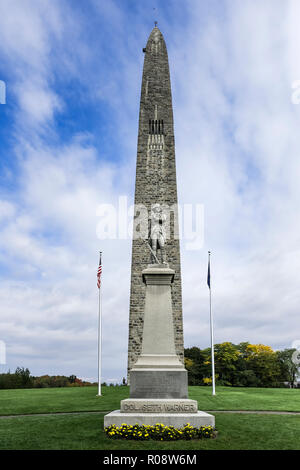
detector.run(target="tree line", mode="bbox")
[0,342,298,389]
[0,368,128,389]
[0,368,96,389]
[184,342,299,388]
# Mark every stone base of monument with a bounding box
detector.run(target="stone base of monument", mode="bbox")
[120,398,198,413]
[104,410,214,428]
[130,369,188,398]
[104,264,215,431]
[104,398,215,427]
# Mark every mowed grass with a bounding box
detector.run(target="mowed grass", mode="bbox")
[0,387,299,450]
[0,413,299,450]
[0,385,299,416]
[189,386,300,412]
[0,385,128,416]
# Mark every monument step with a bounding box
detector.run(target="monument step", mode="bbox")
[104,410,215,428]
[121,398,198,414]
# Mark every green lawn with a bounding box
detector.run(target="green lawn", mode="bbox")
[0,386,299,450]
[0,385,299,416]
[0,412,299,450]
[189,386,300,411]
[0,385,127,416]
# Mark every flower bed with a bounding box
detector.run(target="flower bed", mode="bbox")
[104,423,216,441]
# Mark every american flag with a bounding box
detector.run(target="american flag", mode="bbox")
[97,252,102,289]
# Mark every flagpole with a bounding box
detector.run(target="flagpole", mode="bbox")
[97,251,102,397]
[208,251,216,396]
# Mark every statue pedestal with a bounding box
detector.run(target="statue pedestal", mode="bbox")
[104,265,215,429]
[130,265,188,399]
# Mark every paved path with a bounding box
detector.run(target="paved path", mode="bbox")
[0,411,107,419]
[0,410,299,419]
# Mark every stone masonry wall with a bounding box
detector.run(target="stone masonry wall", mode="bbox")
[127,27,184,381]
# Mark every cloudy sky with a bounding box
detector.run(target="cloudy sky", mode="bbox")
[0,0,299,383]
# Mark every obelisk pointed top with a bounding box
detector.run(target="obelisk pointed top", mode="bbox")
[146,24,166,50]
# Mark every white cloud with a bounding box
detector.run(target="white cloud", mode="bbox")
[0,200,15,220]
[17,82,63,124]
[172,0,300,353]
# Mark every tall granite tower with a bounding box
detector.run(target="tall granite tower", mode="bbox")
[105,26,215,430]
[128,26,183,377]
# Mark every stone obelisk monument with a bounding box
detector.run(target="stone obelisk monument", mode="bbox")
[104,26,214,429]
[127,25,183,379]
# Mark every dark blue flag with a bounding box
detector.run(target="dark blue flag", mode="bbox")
[207,255,211,289]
